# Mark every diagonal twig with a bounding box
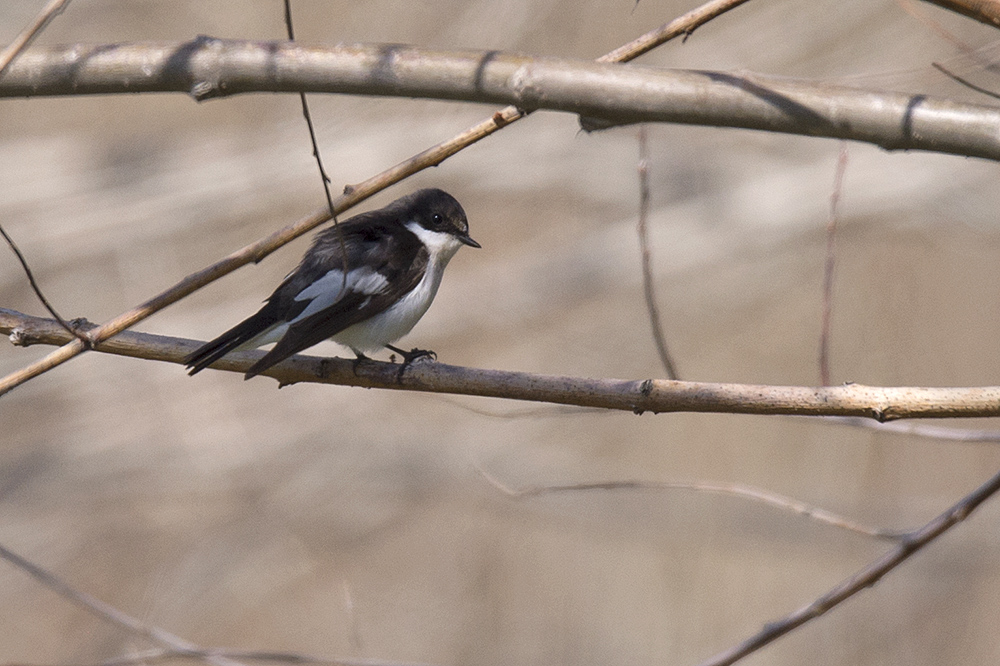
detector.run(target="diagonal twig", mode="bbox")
[0,0,754,397]
[283,0,347,279]
[696,464,1000,666]
[0,0,72,77]
[0,543,246,666]
[0,224,89,346]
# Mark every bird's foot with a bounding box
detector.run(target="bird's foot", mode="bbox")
[385,344,437,382]
[351,351,372,376]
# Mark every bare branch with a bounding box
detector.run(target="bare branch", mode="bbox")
[0,0,72,76]
[0,0,747,397]
[0,543,247,666]
[283,0,347,278]
[6,42,1000,161]
[696,463,1000,666]
[826,416,1000,442]
[636,128,680,380]
[921,0,1000,29]
[476,466,902,540]
[0,224,89,346]
[5,647,440,666]
[933,61,1000,100]
[818,144,848,386]
[598,0,753,63]
[5,307,1000,420]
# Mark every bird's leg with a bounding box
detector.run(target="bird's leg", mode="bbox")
[351,350,371,375]
[386,344,437,364]
[385,344,436,382]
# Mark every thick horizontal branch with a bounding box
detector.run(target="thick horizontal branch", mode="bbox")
[5,308,1000,420]
[5,40,1000,160]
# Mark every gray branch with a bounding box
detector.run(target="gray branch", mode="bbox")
[4,38,1000,160]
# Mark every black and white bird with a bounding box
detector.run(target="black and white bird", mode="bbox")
[185,188,479,379]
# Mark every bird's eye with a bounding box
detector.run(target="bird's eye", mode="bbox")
[432,214,443,225]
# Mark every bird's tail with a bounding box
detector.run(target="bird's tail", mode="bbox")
[185,307,281,375]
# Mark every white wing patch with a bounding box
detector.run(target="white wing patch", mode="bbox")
[290,267,388,324]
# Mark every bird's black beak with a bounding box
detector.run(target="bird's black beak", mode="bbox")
[459,234,481,249]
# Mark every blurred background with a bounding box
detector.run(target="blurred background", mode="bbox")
[3,1,1000,664]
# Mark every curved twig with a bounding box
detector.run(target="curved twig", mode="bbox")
[476,465,902,540]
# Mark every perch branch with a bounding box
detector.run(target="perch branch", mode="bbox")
[5,308,1000,420]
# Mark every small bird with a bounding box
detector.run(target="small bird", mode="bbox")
[185,188,479,379]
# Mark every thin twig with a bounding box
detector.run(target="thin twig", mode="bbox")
[5,646,439,666]
[597,0,753,63]
[696,464,1000,666]
[826,416,1000,442]
[283,0,347,278]
[476,465,901,540]
[8,42,1000,160]
[636,127,680,379]
[932,61,1000,100]
[0,0,72,77]
[0,0,753,397]
[0,543,246,666]
[818,144,848,386]
[0,224,90,346]
[6,307,1000,420]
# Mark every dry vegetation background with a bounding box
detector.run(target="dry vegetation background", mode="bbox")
[3,0,1000,664]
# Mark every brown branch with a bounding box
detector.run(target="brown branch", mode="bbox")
[0,0,72,77]
[0,0,750,398]
[7,40,1000,161]
[920,0,1000,29]
[696,463,1000,666]
[636,127,680,380]
[476,466,902,541]
[5,307,1000,420]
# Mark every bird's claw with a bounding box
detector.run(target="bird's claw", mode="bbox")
[385,345,437,382]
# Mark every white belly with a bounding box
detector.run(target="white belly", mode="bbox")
[331,256,447,353]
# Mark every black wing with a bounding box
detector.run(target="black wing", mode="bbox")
[186,210,427,378]
[184,299,285,375]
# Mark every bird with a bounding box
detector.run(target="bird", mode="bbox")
[184,188,479,379]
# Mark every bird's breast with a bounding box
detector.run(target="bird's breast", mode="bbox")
[330,257,449,352]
